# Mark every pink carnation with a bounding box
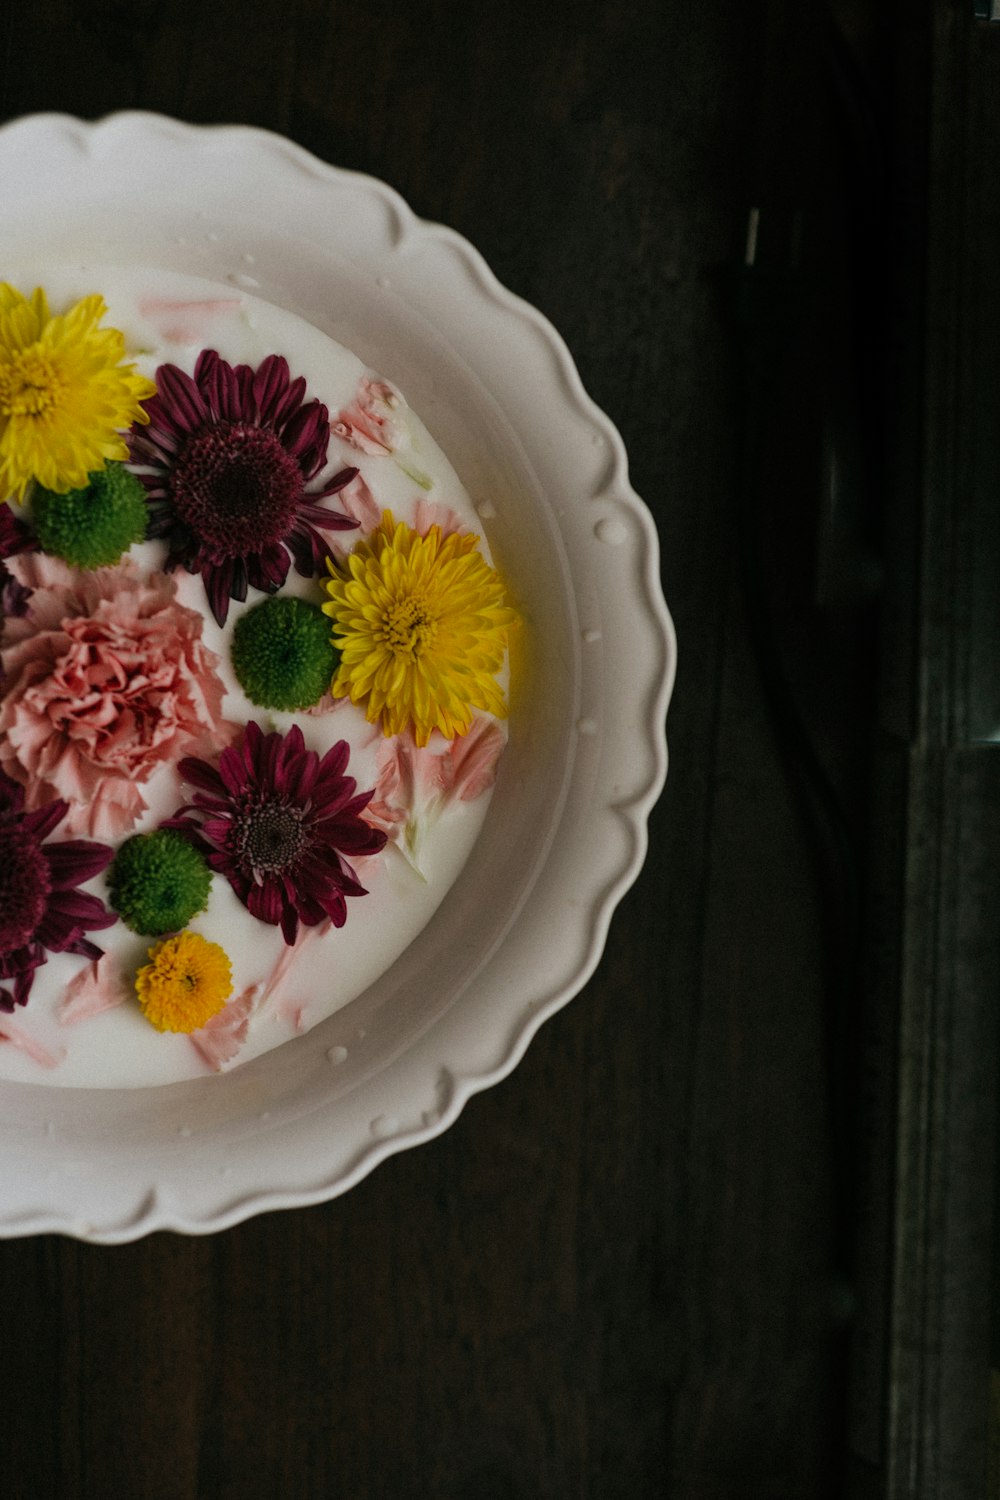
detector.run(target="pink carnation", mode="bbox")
[0,555,237,839]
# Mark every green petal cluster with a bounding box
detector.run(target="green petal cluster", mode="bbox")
[231,595,340,711]
[108,830,212,936]
[33,461,147,568]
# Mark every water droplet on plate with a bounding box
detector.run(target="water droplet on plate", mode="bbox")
[594,517,628,546]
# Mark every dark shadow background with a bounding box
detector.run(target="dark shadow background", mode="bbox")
[3,2,991,1496]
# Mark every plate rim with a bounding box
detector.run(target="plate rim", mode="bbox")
[0,111,676,1241]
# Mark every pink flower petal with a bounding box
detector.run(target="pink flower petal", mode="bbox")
[189,984,257,1072]
[0,557,234,839]
[305,692,350,718]
[0,1016,63,1069]
[336,472,383,534]
[276,1000,307,1033]
[137,297,242,346]
[433,718,506,803]
[57,955,129,1026]
[412,499,469,540]
[258,918,331,1008]
[333,377,400,455]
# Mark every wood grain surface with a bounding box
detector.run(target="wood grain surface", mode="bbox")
[0,2,911,1495]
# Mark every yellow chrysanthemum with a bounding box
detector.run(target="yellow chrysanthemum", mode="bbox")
[135,931,233,1034]
[0,283,157,502]
[322,511,517,746]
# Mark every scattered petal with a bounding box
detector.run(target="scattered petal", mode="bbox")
[58,955,129,1026]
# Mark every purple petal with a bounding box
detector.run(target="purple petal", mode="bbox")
[246,879,284,926]
[200,351,242,423]
[281,401,329,466]
[155,363,210,434]
[271,373,308,431]
[246,545,291,594]
[21,800,68,843]
[309,465,360,499]
[177,757,226,796]
[205,559,235,627]
[252,355,292,425]
[43,840,114,889]
[296,500,358,531]
[0,769,26,815]
[68,936,106,962]
[219,740,251,795]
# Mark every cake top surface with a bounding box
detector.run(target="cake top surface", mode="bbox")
[0,267,515,1088]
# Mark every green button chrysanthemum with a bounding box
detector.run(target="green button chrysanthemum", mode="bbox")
[32,460,148,568]
[108,829,212,936]
[231,595,340,711]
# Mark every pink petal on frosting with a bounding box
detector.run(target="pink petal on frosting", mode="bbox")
[57,955,129,1026]
[336,472,382,534]
[138,297,242,346]
[189,984,257,1072]
[412,499,469,540]
[305,692,351,718]
[433,718,506,803]
[258,918,331,1008]
[276,1000,307,1033]
[333,377,400,455]
[190,918,334,1071]
[0,1016,64,1069]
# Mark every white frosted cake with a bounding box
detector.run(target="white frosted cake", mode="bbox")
[0,268,516,1087]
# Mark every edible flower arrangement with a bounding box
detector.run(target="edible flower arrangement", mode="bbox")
[0,282,517,1067]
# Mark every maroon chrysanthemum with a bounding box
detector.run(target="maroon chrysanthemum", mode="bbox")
[0,502,35,627]
[0,769,116,1014]
[128,350,360,626]
[163,722,388,945]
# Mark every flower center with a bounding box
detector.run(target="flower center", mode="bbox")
[232,798,308,876]
[0,347,65,420]
[382,594,437,657]
[168,422,303,558]
[0,820,52,956]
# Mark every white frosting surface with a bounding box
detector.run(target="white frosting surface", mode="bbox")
[0,267,504,1088]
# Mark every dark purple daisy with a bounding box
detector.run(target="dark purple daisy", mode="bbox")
[0,502,35,627]
[164,721,388,945]
[0,770,116,1014]
[129,350,360,626]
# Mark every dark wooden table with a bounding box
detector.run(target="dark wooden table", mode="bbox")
[3,3,987,1496]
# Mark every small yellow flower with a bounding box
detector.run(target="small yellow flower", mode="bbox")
[0,283,156,501]
[322,511,517,746]
[135,931,233,1034]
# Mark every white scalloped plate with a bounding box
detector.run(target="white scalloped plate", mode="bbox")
[0,113,675,1241]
